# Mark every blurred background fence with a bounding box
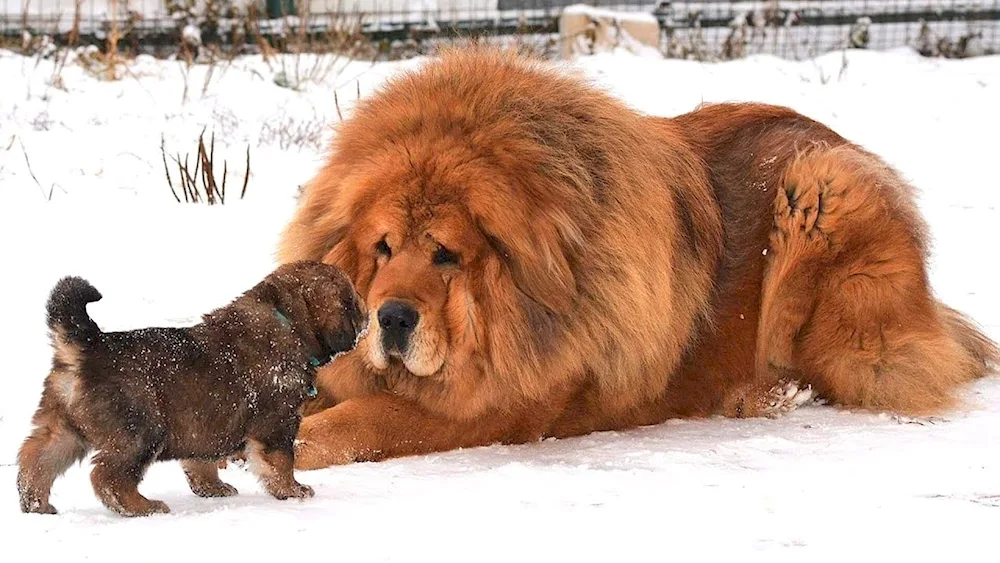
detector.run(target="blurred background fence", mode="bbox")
[2,0,998,60]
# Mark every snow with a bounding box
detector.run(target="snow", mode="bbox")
[2,46,1000,559]
[181,23,202,48]
[562,4,660,26]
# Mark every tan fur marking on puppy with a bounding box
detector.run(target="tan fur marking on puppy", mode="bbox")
[246,439,314,499]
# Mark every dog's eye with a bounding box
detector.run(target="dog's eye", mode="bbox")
[375,239,391,258]
[432,246,459,266]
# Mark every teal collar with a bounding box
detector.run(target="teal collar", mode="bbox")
[274,309,292,328]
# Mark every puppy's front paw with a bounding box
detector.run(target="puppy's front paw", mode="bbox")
[273,482,314,500]
[119,499,171,518]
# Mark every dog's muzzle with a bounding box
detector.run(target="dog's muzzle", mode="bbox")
[377,300,419,356]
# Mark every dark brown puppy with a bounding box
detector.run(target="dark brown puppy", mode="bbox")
[17,260,367,517]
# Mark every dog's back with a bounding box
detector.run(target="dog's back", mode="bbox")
[45,277,207,404]
[42,278,177,412]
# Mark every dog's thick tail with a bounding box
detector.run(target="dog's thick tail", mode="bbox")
[939,304,1000,381]
[46,276,103,347]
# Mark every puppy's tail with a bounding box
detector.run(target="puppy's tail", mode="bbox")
[46,276,103,347]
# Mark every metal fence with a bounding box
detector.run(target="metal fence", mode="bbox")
[2,1,998,59]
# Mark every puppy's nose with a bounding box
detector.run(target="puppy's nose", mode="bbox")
[378,300,419,353]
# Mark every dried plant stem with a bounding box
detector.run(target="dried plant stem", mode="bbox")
[19,140,48,199]
[161,131,252,205]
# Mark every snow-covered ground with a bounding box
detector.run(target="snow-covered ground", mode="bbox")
[1,46,999,560]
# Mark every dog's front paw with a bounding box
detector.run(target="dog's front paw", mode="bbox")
[293,410,362,469]
[293,437,357,470]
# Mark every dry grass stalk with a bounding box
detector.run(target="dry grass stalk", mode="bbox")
[333,79,362,122]
[259,112,326,151]
[105,0,121,81]
[68,0,84,47]
[20,0,30,54]
[161,130,251,204]
[19,139,54,200]
[246,4,278,66]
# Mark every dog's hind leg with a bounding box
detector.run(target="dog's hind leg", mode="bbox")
[16,392,88,514]
[90,433,169,517]
[759,145,998,415]
[181,459,238,498]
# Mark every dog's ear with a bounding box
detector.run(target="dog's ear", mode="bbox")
[477,217,577,319]
[253,269,309,322]
[253,278,284,312]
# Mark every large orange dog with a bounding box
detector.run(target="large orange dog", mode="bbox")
[279,48,998,469]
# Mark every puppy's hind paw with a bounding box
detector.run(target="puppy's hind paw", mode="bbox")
[21,499,58,515]
[190,481,239,498]
[147,500,171,515]
[289,483,315,500]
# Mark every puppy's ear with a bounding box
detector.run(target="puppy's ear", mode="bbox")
[253,279,282,310]
[253,271,307,321]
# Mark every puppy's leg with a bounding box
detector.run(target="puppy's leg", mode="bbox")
[181,459,238,498]
[16,394,88,515]
[90,436,169,517]
[246,427,313,500]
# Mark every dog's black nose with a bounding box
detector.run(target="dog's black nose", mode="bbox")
[378,300,419,353]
